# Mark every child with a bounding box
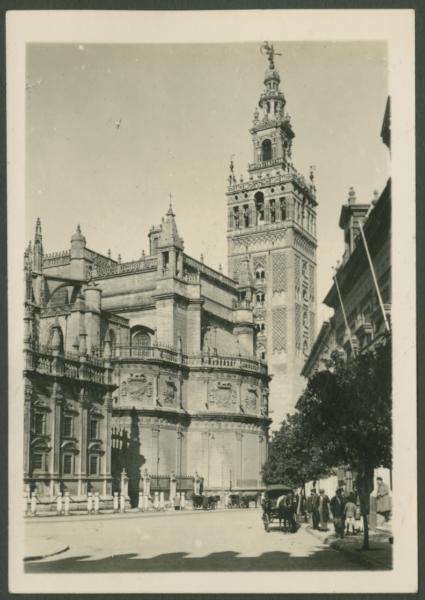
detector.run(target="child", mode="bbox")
[354,503,364,534]
[344,496,357,535]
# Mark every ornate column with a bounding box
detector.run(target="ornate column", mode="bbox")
[50,380,63,497]
[235,431,243,487]
[201,430,210,488]
[23,377,33,481]
[78,386,89,497]
[152,426,160,485]
[103,391,113,496]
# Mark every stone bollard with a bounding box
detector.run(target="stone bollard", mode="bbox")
[143,494,149,512]
[159,491,165,511]
[56,492,63,515]
[120,493,126,513]
[138,492,144,511]
[87,492,94,514]
[154,492,159,511]
[94,492,100,514]
[180,492,186,510]
[113,492,119,513]
[30,492,37,517]
[64,492,70,516]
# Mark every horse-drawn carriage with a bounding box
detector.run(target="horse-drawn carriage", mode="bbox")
[261,484,298,533]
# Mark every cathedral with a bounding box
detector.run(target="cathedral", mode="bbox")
[23,43,316,505]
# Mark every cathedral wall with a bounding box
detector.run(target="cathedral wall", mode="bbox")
[199,278,236,309]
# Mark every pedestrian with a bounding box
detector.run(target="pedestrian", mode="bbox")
[344,494,357,535]
[306,488,320,530]
[330,488,346,538]
[376,477,391,522]
[318,489,330,531]
[354,501,363,534]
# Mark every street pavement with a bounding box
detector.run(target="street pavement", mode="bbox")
[24,509,376,572]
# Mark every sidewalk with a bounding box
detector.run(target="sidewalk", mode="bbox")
[306,525,392,570]
[25,506,256,525]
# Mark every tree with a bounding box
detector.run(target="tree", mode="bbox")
[296,333,392,549]
[262,411,331,495]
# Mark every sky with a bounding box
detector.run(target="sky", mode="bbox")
[26,41,389,327]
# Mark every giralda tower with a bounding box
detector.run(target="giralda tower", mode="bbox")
[227,43,318,428]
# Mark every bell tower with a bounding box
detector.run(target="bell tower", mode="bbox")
[227,42,318,427]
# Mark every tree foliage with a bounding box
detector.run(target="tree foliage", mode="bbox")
[262,411,331,488]
[296,334,392,477]
[296,333,392,549]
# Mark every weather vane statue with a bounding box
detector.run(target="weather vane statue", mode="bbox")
[260,41,281,69]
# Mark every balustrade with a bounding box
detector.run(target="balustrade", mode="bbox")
[112,344,267,375]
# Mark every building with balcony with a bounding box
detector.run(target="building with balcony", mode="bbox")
[23,207,270,506]
[227,43,317,426]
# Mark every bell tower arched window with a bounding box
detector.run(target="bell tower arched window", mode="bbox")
[261,139,272,162]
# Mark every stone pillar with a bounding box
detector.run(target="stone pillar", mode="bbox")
[121,469,129,499]
[64,492,70,516]
[102,392,113,496]
[186,299,202,354]
[83,282,102,353]
[180,492,186,509]
[201,431,210,488]
[170,473,177,501]
[56,493,63,515]
[154,491,159,510]
[50,381,63,497]
[78,387,89,497]
[94,492,100,514]
[23,378,33,481]
[235,431,243,487]
[87,493,93,513]
[143,469,151,497]
[113,492,119,512]
[159,491,165,510]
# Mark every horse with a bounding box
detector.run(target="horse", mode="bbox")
[277,495,298,533]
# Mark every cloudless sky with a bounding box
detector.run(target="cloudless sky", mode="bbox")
[26,41,389,327]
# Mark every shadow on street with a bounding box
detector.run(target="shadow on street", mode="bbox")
[24,547,382,572]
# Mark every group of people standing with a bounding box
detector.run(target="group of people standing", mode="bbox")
[306,487,363,538]
[305,477,391,538]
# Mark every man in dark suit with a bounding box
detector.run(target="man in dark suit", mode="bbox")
[306,488,320,530]
[330,488,346,538]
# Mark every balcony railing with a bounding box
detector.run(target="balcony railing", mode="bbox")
[112,345,267,375]
[25,348,109,385]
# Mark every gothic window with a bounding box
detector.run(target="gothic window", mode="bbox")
[162,251,169,274]
[89,419,99,440]
[279,198,286,221]
[63,454,73,475]
[302,261,308,278]
[255,268,265,280]
[303,310,308,328]
[89,454,99,475]
[33,412,45,435]
[233,206,240,228]
[63,415,73,438]
[132,329,151,347]
[256,292,265,307]
[243,205,250,228]
[270,199,276,222]
[254,192,265,223]
[32,452,44,471]
[261,139,272,162]
[261,351,266,360]
[260,322,266,333]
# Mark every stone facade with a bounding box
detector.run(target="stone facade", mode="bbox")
[227,47,317,425]
[23,207,270,505]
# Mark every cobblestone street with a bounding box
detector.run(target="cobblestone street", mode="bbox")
[24,509,385,572]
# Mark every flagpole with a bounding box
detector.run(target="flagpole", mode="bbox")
[333,267,356,355]
[358,220,390,332]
